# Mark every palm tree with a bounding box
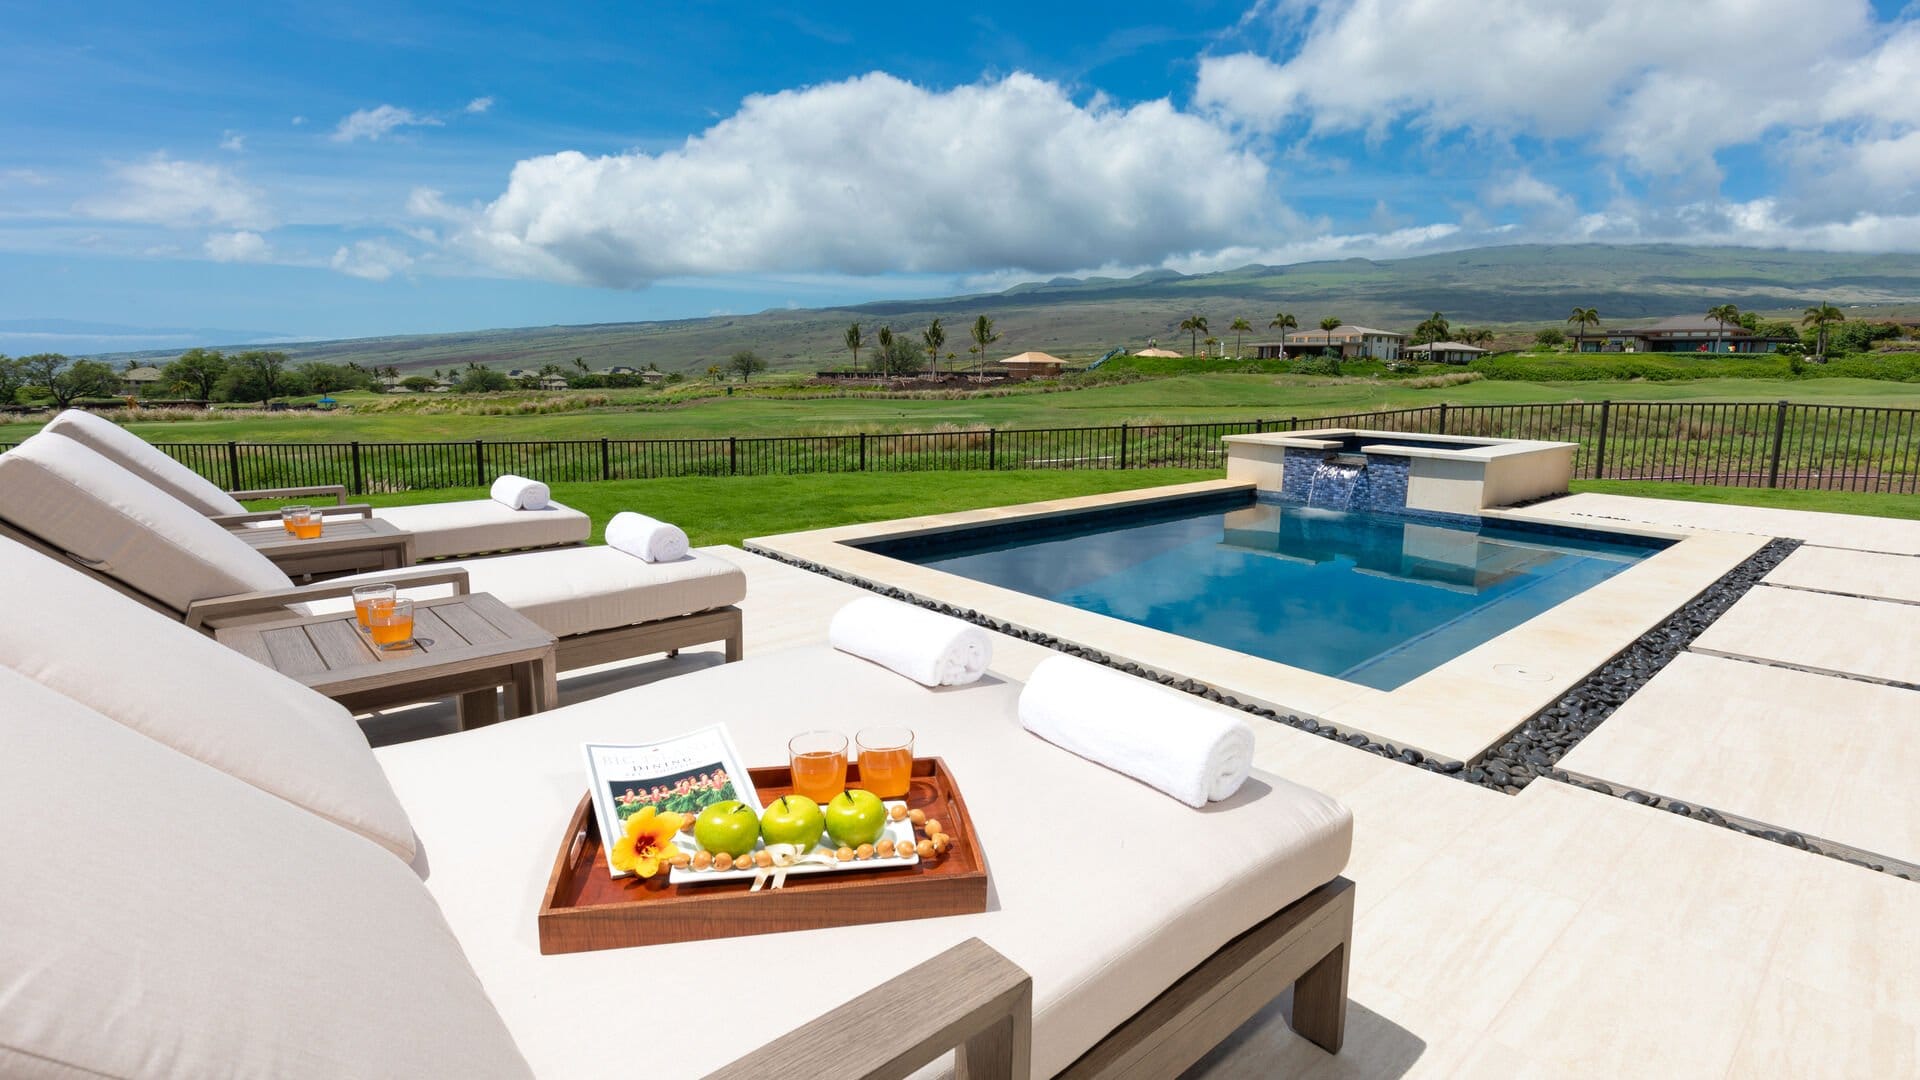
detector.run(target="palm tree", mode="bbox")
[1268,312,1298,358]
[1567,307,1600,354]
[1228,317,1252,359]
[1318,315,1342,354]
[1414,311,1451,346]
[1203,335,1220,358]
[1177,314,1209,357]
[1465,328,1496,347]
[844,322,864,373]
[922,318,946,377]
[970,315,999,374]
[1802,303,1844,359]
[1707,304,1741,355]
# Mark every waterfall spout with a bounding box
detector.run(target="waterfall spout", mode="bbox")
[1305,459,1367,508]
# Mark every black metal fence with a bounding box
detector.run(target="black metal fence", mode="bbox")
[5,400,1916,494]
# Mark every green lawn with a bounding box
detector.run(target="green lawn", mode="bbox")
[12,373,1920,444]
[329,467,1222,548]
[1570,479,1920,520]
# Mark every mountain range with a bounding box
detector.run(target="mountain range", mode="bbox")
[70,243,1920,373]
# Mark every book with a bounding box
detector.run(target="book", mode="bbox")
[582,725,762,876]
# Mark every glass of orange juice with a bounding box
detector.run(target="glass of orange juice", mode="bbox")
[856,725,915,799]
[280,505,311,535]
[286,507,323,539]
[368,597,415,651]
[788,731,848,805]
[352,583,397,630]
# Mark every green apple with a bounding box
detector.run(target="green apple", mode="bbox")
[760,795,826,850]
[824,789,886,848]
[692,801,760,857]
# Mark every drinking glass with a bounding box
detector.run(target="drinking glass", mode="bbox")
[287,506,324,539]
[368,598,415,651]
[855,725,915,799]
[352,583,397,629]
[280,505,311,535]
[787,731,848,805]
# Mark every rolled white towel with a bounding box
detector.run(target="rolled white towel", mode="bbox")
[827,596,992,687]
[1019,655,1254,808]
[489,474,551,510]
[605,511,690,563]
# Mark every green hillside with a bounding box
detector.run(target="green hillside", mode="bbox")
[95,243,1920,375]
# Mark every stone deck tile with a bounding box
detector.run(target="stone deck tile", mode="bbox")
[1690,585,1920,686]
[1515,492,1920,555]
[1764,545,1920,603]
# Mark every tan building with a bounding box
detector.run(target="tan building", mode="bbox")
[999,351,1070,380]
[1405,342,1487,365]
[119,366,165,395]
[1251,325,1405,361]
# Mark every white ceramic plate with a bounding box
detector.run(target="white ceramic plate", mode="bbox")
[668,801,920,886]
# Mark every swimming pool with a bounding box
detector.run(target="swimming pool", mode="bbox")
[858,493,1668,690]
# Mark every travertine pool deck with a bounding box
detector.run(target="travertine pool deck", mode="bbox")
[1556,652,1920,871]
[1692,586,1920,686]
[1764,544,1920,603]
[360,493,1920,1076]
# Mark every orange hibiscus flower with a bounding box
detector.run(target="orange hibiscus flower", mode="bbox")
[610,805,686,878]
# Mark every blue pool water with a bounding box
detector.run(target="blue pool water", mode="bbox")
[860,495,1665,690]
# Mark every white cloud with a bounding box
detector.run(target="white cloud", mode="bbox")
[291,115,307,126]
[331,104,443,143]
[330,238,413,280]
[204,230,270,262]
[77,154,270,229]
[465,96,494,114]
[1197,0,1900,181]
[2,168,51,186]
[1486,172,1576,219]
[219,130,245,152]
[422,71,1273,287]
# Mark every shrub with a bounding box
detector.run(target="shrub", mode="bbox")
[1291,356,1343,376]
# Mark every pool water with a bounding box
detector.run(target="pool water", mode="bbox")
[860,495,1665,690]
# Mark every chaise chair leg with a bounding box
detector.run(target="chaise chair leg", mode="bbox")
[1289,941,1348,1054]
[666,649,679,658]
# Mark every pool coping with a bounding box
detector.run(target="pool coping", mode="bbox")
[747,479,1768,764]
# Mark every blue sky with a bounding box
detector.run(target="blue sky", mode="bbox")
[4,0,1918,352]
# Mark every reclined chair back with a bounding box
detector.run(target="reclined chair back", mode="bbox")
[0,432,292,619]
[38,407,248,515]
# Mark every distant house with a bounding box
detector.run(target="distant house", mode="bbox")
[506,368,534,380]
[1405,342,1487,365]
[538,375,570,391]
[1132,347,1184,358]
[1580,314,1795,354]
[999,351,1070,380]
[608,366,640,376]
[119,366,165,395]
[640,370,666,384]
[1251,325,1405,361]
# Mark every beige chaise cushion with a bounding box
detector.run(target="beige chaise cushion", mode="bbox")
[374,646,1352,1077]
[39,406,247,515]
[0,538,419,865]
[321,545,747,638]
[373,498,591,560]
[0,433,289,612]
[0,668,531,1079]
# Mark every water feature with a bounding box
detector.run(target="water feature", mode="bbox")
[1304,459,1367,508]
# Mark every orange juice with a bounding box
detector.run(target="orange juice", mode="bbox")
[354,597,392,628]
[282,519,298,535]
[858,747,913,798]
[790,751,847,805]
[291,517,323,539]
[369,614,413,648]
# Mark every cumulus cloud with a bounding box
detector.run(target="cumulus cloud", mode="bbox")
[330,238,413,280]
[77,154,270,229]
[204,230,270,262]
[219,130,245,152]
[331,104,443,143]
[465,96,494,114]
[421,72,1274,288]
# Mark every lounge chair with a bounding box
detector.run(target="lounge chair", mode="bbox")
[0,433,745,670]
[0,534,1354,1078]
[39,408,592,560]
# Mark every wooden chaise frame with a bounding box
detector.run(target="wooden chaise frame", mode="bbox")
[0,518,743,672]
[715,877,1355,1079]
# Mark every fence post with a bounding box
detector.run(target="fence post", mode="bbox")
[350,441,364,494]
[1593,402,1611,480]
[1767,400,1789,488]
[1437,402,1449,435]
[225,441,241,490]
[859,432,868,471]
[1255,418,1267,434]
[728,436,737,476]
[1119,423,1129,470]
[1289,416,1299,431]
[988,428,997,471]
[473,440,486,487]
[600,437,611,481]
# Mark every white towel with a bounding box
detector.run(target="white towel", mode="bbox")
[489,474,550,510]
[1018,655,1254,808]
[605,511,690,563]
[827,596,992,687]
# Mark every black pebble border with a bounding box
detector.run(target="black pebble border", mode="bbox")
[746,534,1917,882]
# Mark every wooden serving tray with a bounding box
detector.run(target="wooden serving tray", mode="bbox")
[538,756,988,954]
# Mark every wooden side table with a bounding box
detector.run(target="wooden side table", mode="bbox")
[214,593,558,729]
[232,517,415,582]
